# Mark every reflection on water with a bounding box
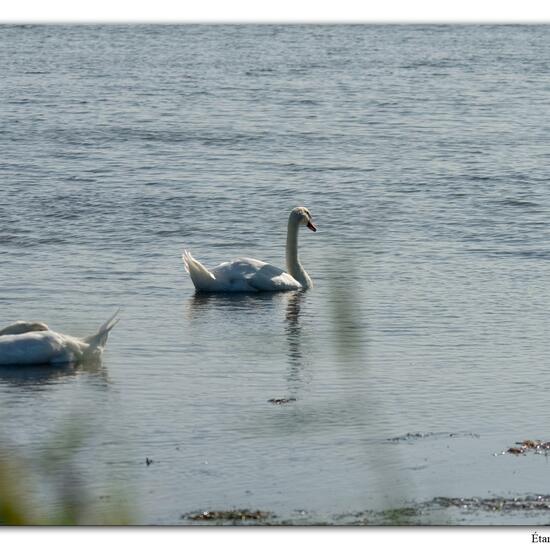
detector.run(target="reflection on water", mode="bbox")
[185,290,284,320]
[0,358,109,390]
[284,291,306,396]
[185,289,311,399]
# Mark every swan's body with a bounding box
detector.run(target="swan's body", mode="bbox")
[183,253,303,292]
[0,311,119,366]
[183,207,317,293]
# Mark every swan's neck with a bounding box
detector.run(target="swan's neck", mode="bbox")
[286,219,312,289]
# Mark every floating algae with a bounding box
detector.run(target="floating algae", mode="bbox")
[268,398,296,405]
[505,439,550,455]
[184,509,273,523]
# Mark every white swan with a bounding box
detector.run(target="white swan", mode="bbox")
[0,311,119,366]
[182,206,317,292]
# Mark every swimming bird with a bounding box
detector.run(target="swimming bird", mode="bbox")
[0,310,119,366]
[182,206,317,292]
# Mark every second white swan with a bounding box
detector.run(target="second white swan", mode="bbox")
[182,206,317,292]
[0,311,119,366]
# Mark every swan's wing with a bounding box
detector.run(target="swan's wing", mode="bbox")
[0,331,70,366]
[0,321,49,336]
[209,258,264,291]
[210,258,301,292]
[246,262,303,291]
[211,258,265,277]
[249,269,302,291]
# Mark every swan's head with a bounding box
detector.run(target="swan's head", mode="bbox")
[290,206,317,232]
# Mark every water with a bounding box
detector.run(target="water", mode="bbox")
[1,24,550,525]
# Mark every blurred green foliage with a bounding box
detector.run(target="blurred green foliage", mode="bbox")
[0,422,133,526]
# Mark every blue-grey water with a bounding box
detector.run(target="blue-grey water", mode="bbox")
[2,24,550,525]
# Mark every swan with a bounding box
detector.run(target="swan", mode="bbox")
[182,206,317,292]
[0,310,119,366]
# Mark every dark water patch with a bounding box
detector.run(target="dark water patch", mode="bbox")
[0,235,69,248]
[87,167,114,174]
[244,68,276,76]
[74,127,193,145]
[6,98,35,105]
[279,162,375,174]
[154,229,193,238]
[201,133,272,147]
[466,247,550,261]
[209,241,261,249]
[288,64,331,74]
[470,175,494,182]
[63,175,97,183]
[400,58,463,70]
[491,250,550,260]
[289,99,320,106]
[386,431,480,443]
[0,234,21,244]
[377,101,402,109]
[495,198,540,208]
[42,210,81,220]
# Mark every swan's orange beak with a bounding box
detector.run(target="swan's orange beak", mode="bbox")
[307,221,317,232]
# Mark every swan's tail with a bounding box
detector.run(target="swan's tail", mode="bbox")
[182,250,216,291]
[83,309,120,353]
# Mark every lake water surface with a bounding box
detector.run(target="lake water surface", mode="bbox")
[2,24,550,525]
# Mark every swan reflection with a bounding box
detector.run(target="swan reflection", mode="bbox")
[0,357,109,390]
[184,289,311,397]
[284,291,310,394]
[185,291,285,320]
